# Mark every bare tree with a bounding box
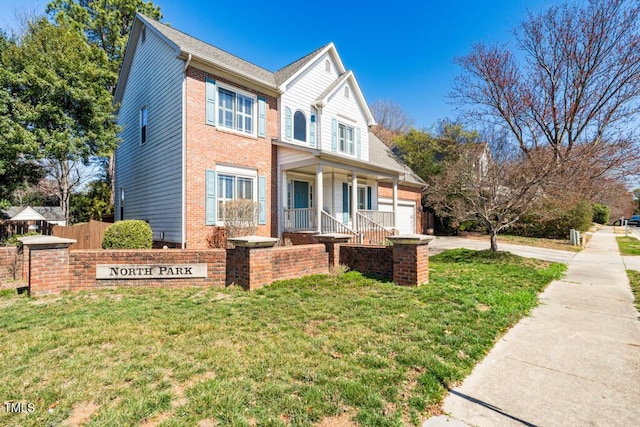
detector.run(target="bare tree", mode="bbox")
[427,139,548,251]
[453,0,640,175]
[370,99,414,146]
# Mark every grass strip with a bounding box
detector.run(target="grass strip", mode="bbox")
[616,236,640,256]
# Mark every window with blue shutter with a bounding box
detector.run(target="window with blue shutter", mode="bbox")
[332,118,338,152]
[205,170,217,225]
[258,97,266,138]
[205,77,216,126]
[258,176,267,225]
[342,183,349,224]
[310,114,316,147]
[285,107,292,140]
[356,128,361,159]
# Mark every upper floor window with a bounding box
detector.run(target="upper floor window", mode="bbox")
[218,87,255,135]
[344,86,349,98]
[338,123,354,155]
[140,106,147,145]
[325,59,331,72]
[293,111,306,142]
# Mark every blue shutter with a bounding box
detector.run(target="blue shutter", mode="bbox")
[367,186,372,210]
[205,77,216,126]
[356,128,361,159]
[285,107,292,140]
[205,170,217,225]
[258,97,266,138]
[310,114,316,147]
[331,118,337,152]
[258,175,267,225]
[342,183,349,224]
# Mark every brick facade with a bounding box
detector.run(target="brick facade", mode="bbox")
[378,182,424,234]
[184,67,279,249]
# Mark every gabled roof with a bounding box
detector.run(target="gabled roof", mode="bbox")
[116,14,365,103]
[315,71,376,126]
[0,206,65,222]
[274,43,332,86]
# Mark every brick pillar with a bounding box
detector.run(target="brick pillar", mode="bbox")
[316,233,353,267]
[227,236,278,290]
[388,234,433,286]
[19,236,76,296]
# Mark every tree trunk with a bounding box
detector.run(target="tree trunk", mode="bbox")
[490,230,498,252]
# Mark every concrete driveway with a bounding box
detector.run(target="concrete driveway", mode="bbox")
[424,227,640,426]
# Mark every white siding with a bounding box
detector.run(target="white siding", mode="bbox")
[114,28,184,243]
[280,52,339,147]
[321,80,369,161]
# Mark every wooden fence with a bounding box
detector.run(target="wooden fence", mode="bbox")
[52,220,111,250]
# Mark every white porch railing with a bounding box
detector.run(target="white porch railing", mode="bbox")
[358,210,395,229]
[321,211,359,243]
[356,212,395,245]
[284,208,316,231]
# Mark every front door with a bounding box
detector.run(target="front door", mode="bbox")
[293,181,310,228]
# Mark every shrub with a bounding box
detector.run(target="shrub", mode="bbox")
[221,199,260,239]
[102,220,152,249]
[592,204,610,225]
[508,201,593,239]
[1,232,41,247]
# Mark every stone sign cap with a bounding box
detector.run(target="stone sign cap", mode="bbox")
[227,235,279,248]
[388,234,434,245]
[18,235,77,249]
[316,233,353,243]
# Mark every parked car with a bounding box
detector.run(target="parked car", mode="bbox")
[626,215,640,226]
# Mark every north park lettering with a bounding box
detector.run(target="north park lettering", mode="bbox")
[96,264,207,280]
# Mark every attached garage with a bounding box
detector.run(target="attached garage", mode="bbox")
[378,198,416,235]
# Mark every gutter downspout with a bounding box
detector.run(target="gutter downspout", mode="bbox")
[181,53,192,249]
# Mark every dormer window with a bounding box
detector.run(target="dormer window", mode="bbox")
[294,111,306,142]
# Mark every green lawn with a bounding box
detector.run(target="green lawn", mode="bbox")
[616,236,640,256]
[466,233,582,252]
[0,249,565,426]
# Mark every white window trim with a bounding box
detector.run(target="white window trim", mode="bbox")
[293,110,307,143]
[215,164,258,226]
[139,106,147,146]
[338,122,355,155]
[215,82,258,138]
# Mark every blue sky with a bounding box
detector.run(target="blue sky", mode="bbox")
[1,0,557,129]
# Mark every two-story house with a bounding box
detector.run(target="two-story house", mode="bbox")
[114,14,425,249]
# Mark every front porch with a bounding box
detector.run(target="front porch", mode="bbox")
[280,161,404,245]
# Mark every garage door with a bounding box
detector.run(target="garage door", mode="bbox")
[378,199,416,234]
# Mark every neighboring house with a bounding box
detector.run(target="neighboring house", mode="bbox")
[0,206,66,227]
[114,14,425,249]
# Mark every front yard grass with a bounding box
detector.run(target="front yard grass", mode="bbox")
[616,236,640,256]
[0,249,565,426]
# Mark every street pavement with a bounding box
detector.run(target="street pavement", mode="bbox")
[424,227,640,426]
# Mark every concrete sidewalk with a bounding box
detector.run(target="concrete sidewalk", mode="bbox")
[424,227,640,427]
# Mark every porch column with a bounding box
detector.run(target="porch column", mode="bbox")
[393,177,399,231]
[351,172,358,228]
[281,169,288,234]
[316,164,323,232]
